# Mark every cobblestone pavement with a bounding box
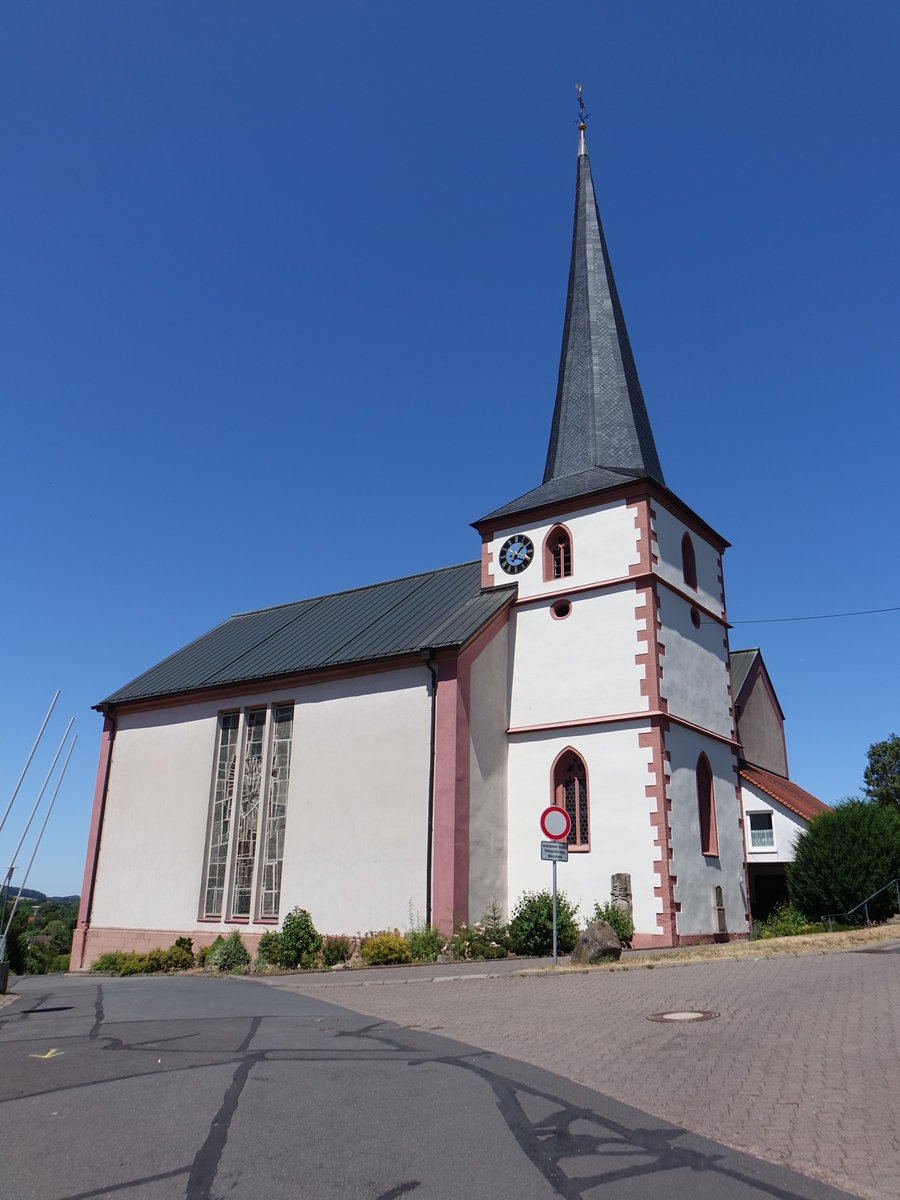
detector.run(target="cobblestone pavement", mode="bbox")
[262,943,900,1200]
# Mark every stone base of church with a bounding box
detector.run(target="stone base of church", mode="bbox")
[70,925,273,971]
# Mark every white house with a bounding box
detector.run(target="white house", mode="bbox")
[73,123,792,967]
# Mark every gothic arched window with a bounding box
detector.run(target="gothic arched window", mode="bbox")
[682,532,698,591]
[544,525,573,581]
[696,753,718,856]
[552,749,590,850]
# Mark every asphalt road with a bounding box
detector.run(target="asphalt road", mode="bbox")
[0,973,853,1200]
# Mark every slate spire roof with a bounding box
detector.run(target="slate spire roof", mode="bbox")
[478,124,664,525]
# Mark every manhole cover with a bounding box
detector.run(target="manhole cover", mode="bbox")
[647,1010,718,1023]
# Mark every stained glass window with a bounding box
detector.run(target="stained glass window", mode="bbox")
[554,751,589,849]
[203,713,239,918]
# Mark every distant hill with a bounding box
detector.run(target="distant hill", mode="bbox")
[0,887,79,907]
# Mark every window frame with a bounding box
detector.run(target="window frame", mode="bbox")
[543,523,574,582]
[199,702,295,923]
[747,810,776,851]
[550,747,590,852]
[696,752,719,857]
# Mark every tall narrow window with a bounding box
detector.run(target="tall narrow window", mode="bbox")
[203,713,239,918]
[230,709,266,917]
[682,532,698,590]
[543,525,573,581]
[259,704,294,917]
[552,749,589,850]
[696,753,718,856]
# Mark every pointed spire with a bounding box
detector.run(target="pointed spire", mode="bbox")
[543,122,664,487]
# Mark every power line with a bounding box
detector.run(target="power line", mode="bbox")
[731,605,900,626]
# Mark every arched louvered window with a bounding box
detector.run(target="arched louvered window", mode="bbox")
[543,524,573,581]
[551,749,590,850]
[696,753,718,856]
[682,532,698,591]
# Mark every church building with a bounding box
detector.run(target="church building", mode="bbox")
[73,122,760,966]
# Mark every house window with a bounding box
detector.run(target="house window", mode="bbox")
[230,709,266,917]
[544,525,573,581]
[748,812,775,850]
[202,713,240,919]
[696,753,718,856]
[552,749,589,850]
[259,705,294,917]
[201,704,295,920]
[682,532,698,591]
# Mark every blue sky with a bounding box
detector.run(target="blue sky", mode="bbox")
[2,3,898,898]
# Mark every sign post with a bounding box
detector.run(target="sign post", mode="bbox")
[540,807,572,965]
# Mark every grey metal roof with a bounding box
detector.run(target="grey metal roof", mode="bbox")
[730,649,759,699]
[99,562,515,708]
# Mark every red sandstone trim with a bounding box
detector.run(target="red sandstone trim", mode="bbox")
[481,536,494,588]
[640,724,677,946]
[71,716,116,970]
[676,931,750,947]
[627,497,654,575]
[506,710,740,746]
[513,571,728,626]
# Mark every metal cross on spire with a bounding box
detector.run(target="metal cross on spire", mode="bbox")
[575,83,589,127]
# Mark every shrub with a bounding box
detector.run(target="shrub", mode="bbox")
[592,900,635,947]
[407,924,444,962]
[146,948,168,973]
[360,930,411,966]
[197,936,224,969]
[277,908,323,969]
[509,889,579,957]
[207,930,250,973]
[51,954,71,973]
[165,942,195,971]
[256,930,282,966]
[119,952,152,976]
[445,920,510,961]
[789,801,900,922]
[92,951,126,974]
[322,935,351,967]
[753,904,813,939]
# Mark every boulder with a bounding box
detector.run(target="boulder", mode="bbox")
[570,919,622,965]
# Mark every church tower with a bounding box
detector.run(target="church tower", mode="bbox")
[474,119,748,946]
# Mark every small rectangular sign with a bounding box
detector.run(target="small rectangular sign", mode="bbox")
[541,840,568,862]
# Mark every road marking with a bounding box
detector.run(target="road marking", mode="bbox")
[29,1048,64,1059]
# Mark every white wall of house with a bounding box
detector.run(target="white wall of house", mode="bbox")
[665,723,748,938]
[508,587,646,728]
[468,625,511,924]
[485,498,641,597]
[506,724,660,934]
[741,781,807,864]
[90,666,433,940]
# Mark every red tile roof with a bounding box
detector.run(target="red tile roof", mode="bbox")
[740,764,831,823]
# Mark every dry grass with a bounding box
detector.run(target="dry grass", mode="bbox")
[526,922,900,975]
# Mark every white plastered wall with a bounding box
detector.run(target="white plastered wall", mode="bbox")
[467,624,510,923]
[506,726,660,934]
[657,588,733,738]
[741,780,807,864]
[665,723,748,937]
[509,587,645,728]
[652,505,724,618]
[485,498,641,598]
[91,666,433,937]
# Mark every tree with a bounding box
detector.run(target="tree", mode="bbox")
[863,733,900,809]
[788,801,900,922]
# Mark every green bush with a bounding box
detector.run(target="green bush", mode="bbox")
[445,920,510,961]
[51,953,71,973]
[119,952,152,976]
[591,900,635,946]
[509,889,579,957]
[322,935,351,966]
[256,930,282,965]
[196,937,224,969]
[406,922,444,962]
[207,930,250,973]
[360,930,411,966]
[165,942,195,971]
[754,904,819,939]
[789,801,900,922]
[91,951,126,974]
[277,908,323,969]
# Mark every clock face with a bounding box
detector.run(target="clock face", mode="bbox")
[499,533,535,575]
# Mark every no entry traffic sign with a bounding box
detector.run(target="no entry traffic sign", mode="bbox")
[540,805,571,841]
